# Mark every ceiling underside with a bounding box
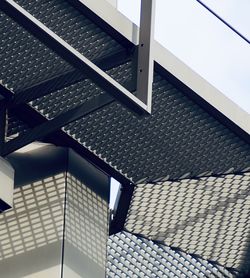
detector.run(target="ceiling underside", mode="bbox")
[0,0,250,277]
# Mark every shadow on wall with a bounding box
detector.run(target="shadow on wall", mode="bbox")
[153,186,250,277]
[64,173,109,270]
[0,173,66,277]
[63,173,109,278]
[0,172,109,278]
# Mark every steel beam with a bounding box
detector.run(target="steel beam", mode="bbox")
[3,93,113,156]
[12,48,132,107]
[136,0,155,113]
[0,84,12,155]
[4,74,135,156]
[0,83,13,101]
[68,0,156,113]
[1,0,148,114]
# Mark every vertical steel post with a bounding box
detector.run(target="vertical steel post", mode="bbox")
[136,0,156,113]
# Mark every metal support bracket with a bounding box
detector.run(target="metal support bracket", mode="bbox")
[1,74,135,156]
[137,0,156,113]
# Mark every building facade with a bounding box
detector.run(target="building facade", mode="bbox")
[0,0,249,277]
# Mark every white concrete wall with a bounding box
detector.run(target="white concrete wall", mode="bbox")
[0,173,66,277]
[63,173,109,278]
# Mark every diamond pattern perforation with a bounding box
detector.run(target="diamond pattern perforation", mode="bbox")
[0,11,73,92]
[30,62,132,120]
[107,231,235,278]
[14,0,124,60]
[63,74,250,182]
[125,172,250,273]
[1,1,249,183]
[65,174,109,269]
[0,0,124,93]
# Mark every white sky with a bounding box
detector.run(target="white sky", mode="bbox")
[117,0,250,114]
[109,178,120,209]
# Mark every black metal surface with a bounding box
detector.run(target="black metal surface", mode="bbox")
[0,11,73,92]
[29,61,134,121]
[66,0,134,49]
[62,70,250,183]
[0,83,13,101]
[0,200,11,213]
[10,0,125,62]
[49,131,133,186]
[12,59,248,184]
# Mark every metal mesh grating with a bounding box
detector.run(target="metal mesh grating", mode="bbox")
[62,74,250,182]
[14,0,124,61]
[107,231,235,278]
[0,11,73,92]
[125,172,250,273]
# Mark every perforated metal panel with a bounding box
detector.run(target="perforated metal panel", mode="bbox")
[1,0,249,183]
[107,231,235,278]
[1,3,250,276]
[63,74,250,182]
[14,0,124,61]
[30,62,132,120]
[0,11,72,92]
[125,172,250,273]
